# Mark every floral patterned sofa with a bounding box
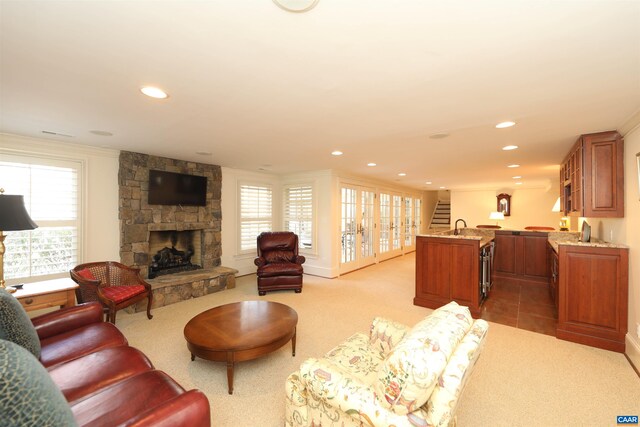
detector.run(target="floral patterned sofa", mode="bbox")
[285,302,489,427]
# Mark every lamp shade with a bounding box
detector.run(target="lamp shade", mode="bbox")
[0,194,38,231]
[489,211,505,221]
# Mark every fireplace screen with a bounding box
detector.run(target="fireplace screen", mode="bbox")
[148,230,202,279]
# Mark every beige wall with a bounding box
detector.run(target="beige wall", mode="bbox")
[422,190,439,232]
[0,133,120,268]
[451,184,560,230]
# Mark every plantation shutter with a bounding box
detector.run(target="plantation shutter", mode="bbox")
[0,158,80,282]
[284,185,313,251]
[239,184,272,252]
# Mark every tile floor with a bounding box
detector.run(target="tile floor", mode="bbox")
[480,278,557,336]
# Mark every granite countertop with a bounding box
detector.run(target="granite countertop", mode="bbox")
[420,228,627,251]
[418,228,495,247]
[547,231,628,252]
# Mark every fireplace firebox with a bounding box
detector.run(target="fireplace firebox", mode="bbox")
[148,230,203,279]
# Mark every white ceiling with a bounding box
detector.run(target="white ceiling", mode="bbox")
[1,1,639,190]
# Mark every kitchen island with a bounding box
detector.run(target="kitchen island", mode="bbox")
[415,227,629,352]
[414,228,494,317]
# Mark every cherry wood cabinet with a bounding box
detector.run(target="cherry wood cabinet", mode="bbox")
[555,244,628,352]
[560,130,624,217]
[547,243,559,310]
[493,231,549,284]
[414,236,482,317]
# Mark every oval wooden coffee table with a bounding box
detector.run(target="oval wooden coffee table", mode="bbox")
[184,300,297,394]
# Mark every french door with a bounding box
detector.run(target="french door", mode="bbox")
[340,185,376,274]
[379,192,403,261]
[403,196,422,252]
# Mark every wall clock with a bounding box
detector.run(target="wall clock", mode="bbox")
[497,193,511,216]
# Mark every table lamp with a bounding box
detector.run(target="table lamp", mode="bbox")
[489,211,505,226]
[0,189,38,293]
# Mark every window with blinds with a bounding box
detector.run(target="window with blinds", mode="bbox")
[284,184,313,252]
[239,184,272,252]
[0,156,81,283]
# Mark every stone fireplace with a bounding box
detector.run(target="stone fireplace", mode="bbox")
[118,151,236,311]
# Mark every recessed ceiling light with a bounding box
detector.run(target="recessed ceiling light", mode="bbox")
[512,175,522,179]
[398,173,406,177]
[429,133,450,139]
[439,186,446,189]
[507,164,520,168]
[425,181,432,185]
[42,130,74,137]
[496,121,516,129]
[515,182,523,185]
[331,150,343,156]
[367,162,377,167]
[502,145,519,150]
[90,130,113,137]
[140,86,168,99]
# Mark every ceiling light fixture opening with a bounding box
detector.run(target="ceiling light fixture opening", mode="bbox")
[515,182,523,185]
[331,150,343,156]
[398,173,406,177]
[439,186,446,189]
[90,130,113,137]
[502,145,519,150]
[425,181,432,185]
[367,163,377,167]
[507,164,520,168]
[512,175,522,179]
[429,133,450,140]
[140,86,168,99]
[496,121,516,129]
[273,0,319,13]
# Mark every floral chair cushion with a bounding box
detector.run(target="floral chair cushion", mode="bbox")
[374,302,473,415]
[369,317,410,357]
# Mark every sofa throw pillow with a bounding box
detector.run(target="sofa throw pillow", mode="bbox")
[0,288,41,358]
[374,302,473,415]
[0,339,77,427]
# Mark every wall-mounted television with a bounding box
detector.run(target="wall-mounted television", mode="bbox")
[148,170,207,206]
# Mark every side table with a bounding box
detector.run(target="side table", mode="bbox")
[12,278,78,312]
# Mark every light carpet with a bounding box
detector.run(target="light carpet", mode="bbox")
[117,253,640,426]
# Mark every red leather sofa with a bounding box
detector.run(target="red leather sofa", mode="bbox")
[33,302,210,426]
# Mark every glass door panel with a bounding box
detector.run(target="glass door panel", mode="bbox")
[404,197,413,247]
[379,193,390,254]
[360,190,376,265]
[392,194,402,251]
[341,187,357,265]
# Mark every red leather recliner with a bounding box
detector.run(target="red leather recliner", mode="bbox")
[254,232,305,296]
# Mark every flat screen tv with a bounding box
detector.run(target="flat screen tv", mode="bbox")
[148,170,207,206]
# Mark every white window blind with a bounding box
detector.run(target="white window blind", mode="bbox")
[284,184,313,251]
[239,184,272,252]
[0,157,80,283]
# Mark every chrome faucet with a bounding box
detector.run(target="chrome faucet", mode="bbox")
[454,219,467,235]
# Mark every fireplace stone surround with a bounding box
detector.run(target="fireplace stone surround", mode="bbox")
[119,151,237,311]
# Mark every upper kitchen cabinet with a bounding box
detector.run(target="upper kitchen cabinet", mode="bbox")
[560,131,624,217]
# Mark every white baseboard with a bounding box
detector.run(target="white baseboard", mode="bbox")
[626,333,640,373]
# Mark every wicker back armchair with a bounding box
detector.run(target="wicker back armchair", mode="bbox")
[70,261,153,324]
